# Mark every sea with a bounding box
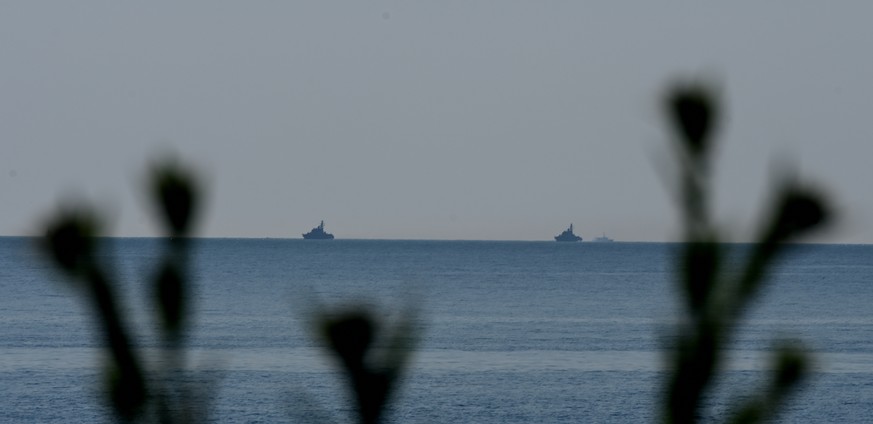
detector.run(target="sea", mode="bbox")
[1,237,872,423]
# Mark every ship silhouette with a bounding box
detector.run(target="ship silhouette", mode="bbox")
[302,220,334,240]
[554,224,582,242]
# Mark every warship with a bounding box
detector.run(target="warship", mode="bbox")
[554,224,582,242]
[302,220,334,240]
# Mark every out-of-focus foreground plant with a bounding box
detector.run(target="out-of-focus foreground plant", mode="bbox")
[35,80,831,424]
[41,158,206,423]
[39,157,416,424]
[662,81,830,424]
[315,305,417,424]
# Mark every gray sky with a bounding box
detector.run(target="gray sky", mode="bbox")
[2,2,872,242]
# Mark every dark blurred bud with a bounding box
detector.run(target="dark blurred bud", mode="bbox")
[150,161,199,236]
[323,311,374,369]
[774,346,807,390]
[769,186,829,242]
[155,263,186,334]
[667,83,718,157]
[42,210,100,275]
[316,305,417,424]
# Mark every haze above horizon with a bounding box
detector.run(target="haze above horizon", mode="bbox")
[3,2,872,243]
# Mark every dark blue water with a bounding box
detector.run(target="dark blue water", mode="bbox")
[2,238,872,422]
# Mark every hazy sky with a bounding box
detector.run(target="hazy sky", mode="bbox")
[2,2,872,242]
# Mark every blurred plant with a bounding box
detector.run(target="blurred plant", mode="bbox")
[315,304,418,424]
[34,82,831,424]
[662,81,830,424]
[40,157,417,424]
[40,157,206,423]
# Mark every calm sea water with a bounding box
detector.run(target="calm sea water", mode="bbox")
[2,238,873,423]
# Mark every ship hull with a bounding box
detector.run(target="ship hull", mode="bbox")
[302,233,334,240]
[554,235,582,242]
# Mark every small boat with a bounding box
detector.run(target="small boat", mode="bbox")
[594,233,614,242]
[302,220,334,240]
[554,224,582,242]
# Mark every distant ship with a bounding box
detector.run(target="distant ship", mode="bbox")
[594,233,614,242]
[302,220,334,240]
[554,224,582,242]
